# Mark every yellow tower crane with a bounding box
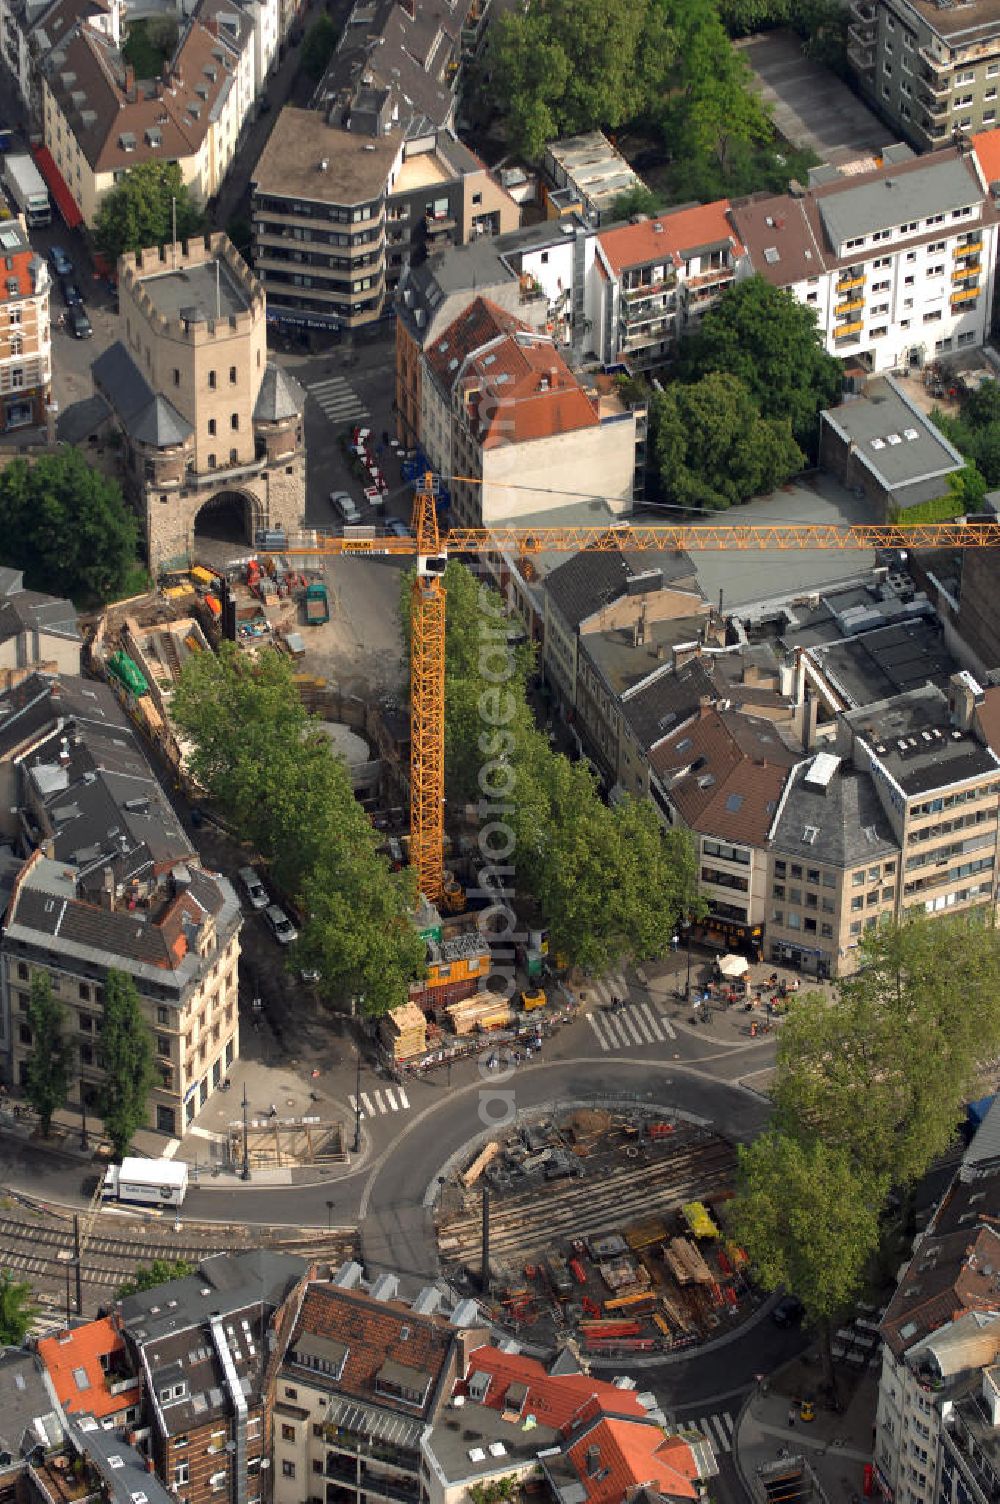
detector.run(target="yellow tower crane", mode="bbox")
[295,473,1000,903]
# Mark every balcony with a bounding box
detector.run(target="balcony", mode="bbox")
[919,69,950,96]
[952,287,980,305]
[837,272,865,293]
[623,274,676,299]
[953,263,980,282]
[849,0,875,17]
[425,213,457,237]
[848,34,875,70]
[954,239,983,257]
[920,97,949,123]
[836,298,865,316]
[834,320,864,338]
[918,45,952,73]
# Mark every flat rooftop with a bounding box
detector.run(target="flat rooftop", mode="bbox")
[394,149,451,194]
[583,615,708,696]
[901,0,1000,44]
[810,616,958,708]
[253,106,400,206]
[823,379,964,494]
[677,472,877,611]
[845,686,1000,796]
[426,1399,559,1484]
[140,257,250,322]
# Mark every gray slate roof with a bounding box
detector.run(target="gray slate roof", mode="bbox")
[620,657,717,752]
[0,589,78,646]
[254,362,304,422]
[69,1421,174,1504]
[770,757,899,866]
[818,156,979,248]
[545,548,697,632]
[0,1347,64,1460]
[821,377,964,495]
[130,394,193,448]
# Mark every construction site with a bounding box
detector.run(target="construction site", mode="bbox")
[436,1106,759,1360]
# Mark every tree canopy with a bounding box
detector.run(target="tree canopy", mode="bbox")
[0,449,137,603]
[678,276,842,454]
[94,162,204,267]
[118,1258,194,1297]
[649,371,804,510]
[400,562,703,972]
[729,1132,884,1389]
[773,914,1000,1189]
[0,1270,35,1345]
[98,970,156,1159]
[301,14,337,81]
[173,644,424,1014]
[24,973,72,1137]
[934,379,1000,492]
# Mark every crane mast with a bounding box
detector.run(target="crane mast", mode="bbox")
[409,477,447,901]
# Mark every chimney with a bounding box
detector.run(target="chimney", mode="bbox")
[803,688,819,753]
[102,866,116,911]
[124,63,135,98]
[58,737,70,767]
[948,670,982,733]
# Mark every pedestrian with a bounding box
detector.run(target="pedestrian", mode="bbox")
[671,934,679,952]
[788,1405,796,1428]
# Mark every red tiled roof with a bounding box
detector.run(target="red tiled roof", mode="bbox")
[465,1346,647,1432]
[972,126,1000,189]
[649,706,799,844]
[598,201,743,276]
[461,332,599,446]
[566,1416,700,1504]
[424,296,526,391]
[38,1318,138,1419]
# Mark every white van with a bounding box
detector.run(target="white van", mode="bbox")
[330,490,361,525]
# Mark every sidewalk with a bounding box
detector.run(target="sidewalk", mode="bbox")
[735,1352,876,1503]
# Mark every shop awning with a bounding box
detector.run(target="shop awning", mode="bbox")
[718,953,749,978]
[31,145,83,229]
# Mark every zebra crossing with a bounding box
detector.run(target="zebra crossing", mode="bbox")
[689,1411,735,1455]
[306,374,370,427]
[586,1000,676,1050]
[349,1084,410,1120]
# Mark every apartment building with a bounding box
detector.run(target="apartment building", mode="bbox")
[0,566,77,683]
[0,671,242,1138]
[0,1347,66,1504]
[271,1267,461,1504]
[117,1252,308,1504]
[93,234,304,572]
[767,752,900,977]
[848,0,1000,152]
[0,0,123,130]
[38,1319,142,1431]
[874,1098,1000,1504]
[593,201,744,371]
[543,546,704,713]
[40,0,260,227]
[731,138,1000,372]
[0,215,50,432]
[251,104,516,333]
[446,327,640,527]
[650,706,801,956]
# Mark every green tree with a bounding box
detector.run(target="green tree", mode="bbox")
[649,371,804,510]
[0,1270,35,1345]
[301,14,337,80]
[729,1131,884,1393]
[484,0,676,159]
[24,973,72,1137]
[94,161,204,267]
[98,971,156,1159]
[679,276,842,453]
[174,645,424,1015]
[661,0,772,175]
[0,449,137,603]
[118,1258,194,1298]
[608,186,662,221]
[773,915,1000,1189]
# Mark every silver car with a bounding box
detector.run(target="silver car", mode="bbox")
[264,904,298,945]
[238,866,268,910]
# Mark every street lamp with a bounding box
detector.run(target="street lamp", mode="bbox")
[325,1199,335,1231]
[240,1082,251,1181]
[79,1088,89,1153]
[685,926,693,1002]
[353,1048,362,1155]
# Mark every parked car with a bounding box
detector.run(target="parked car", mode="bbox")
[60,278,83,307]
[238,865,269,910]
[772,1294,805,1328]
[264,903,298,945]
[50,246,73,277]
[66,305,92,339]
[330,489,361,525]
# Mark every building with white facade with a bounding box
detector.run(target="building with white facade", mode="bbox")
[730,138,1000,372]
